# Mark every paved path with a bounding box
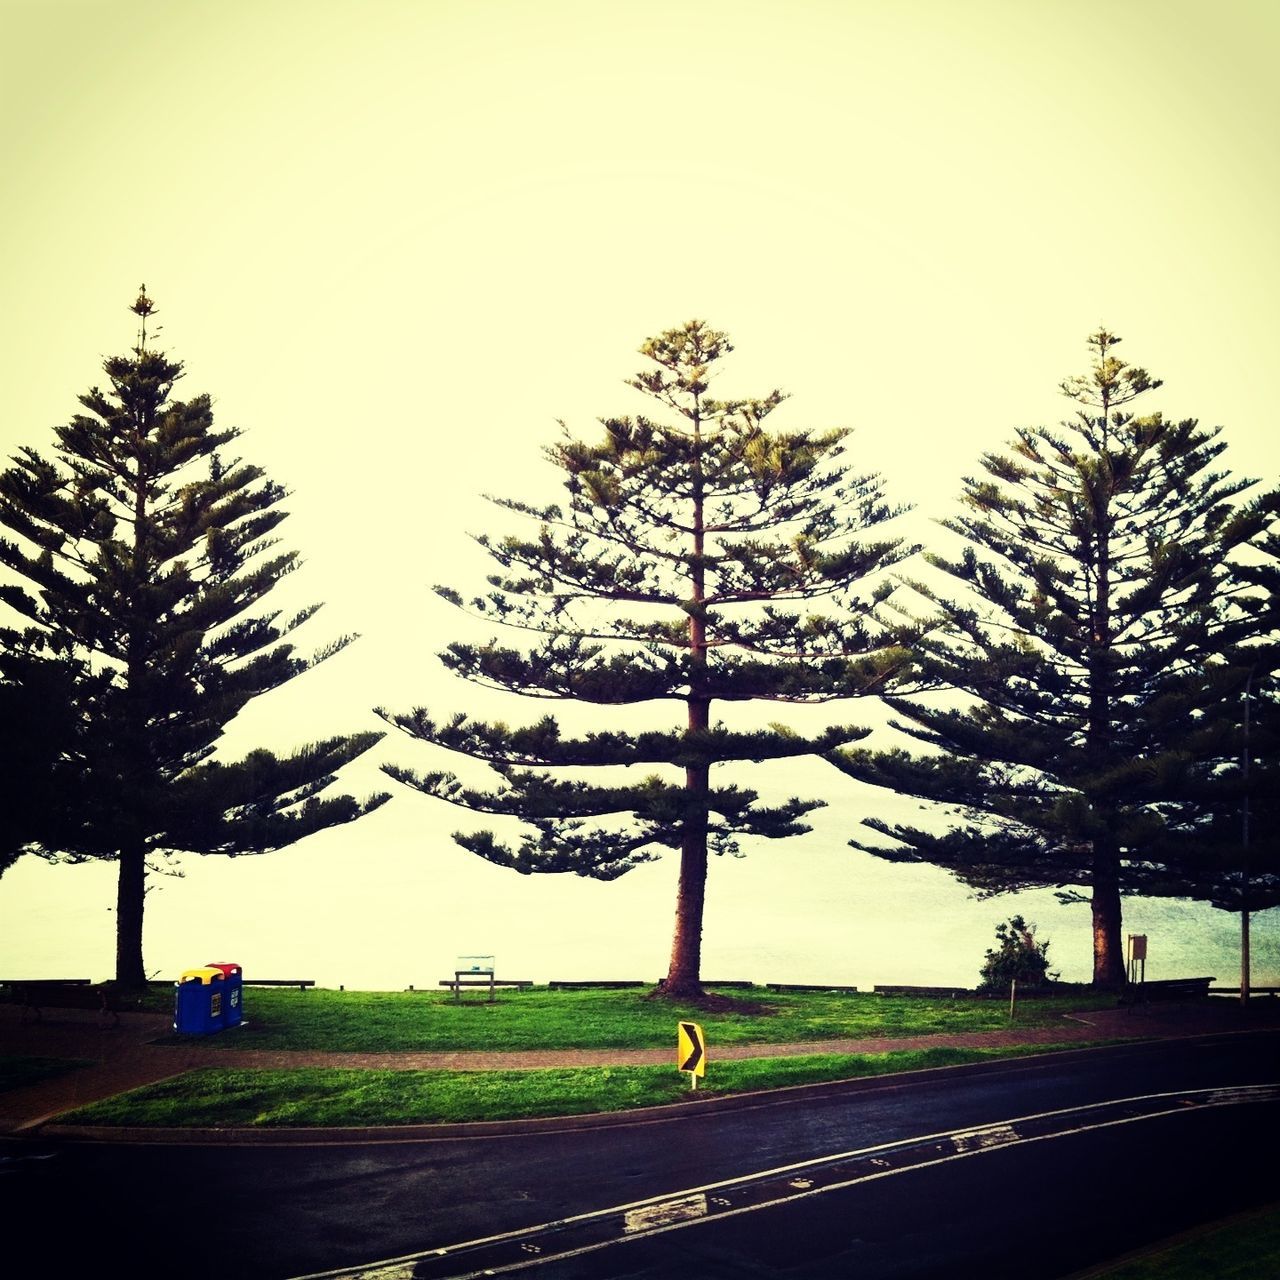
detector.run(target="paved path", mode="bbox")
[3,998,1277,1135]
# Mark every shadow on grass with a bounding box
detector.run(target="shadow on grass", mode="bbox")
[0,1055,95,1094]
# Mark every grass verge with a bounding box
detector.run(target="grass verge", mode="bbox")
[151,985,1116,1053]
[60,1042,1100,1127]
[1079,1203,1280,1279]
[0,1055,94,1093]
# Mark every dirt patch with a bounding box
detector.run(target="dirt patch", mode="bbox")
[695,993,777,1015]
[645,990,777,1016]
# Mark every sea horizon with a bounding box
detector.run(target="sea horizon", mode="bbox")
[3,790,1272,994]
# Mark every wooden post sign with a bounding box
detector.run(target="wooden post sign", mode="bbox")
[677,1020,706,1090]
[1127,934,1148,987]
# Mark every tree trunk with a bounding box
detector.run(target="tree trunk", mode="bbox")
[114,838,148,989]
[664,800,709,998]
[1085,433,1125,993]
[1091,839,1125,989]
[664,691,711,997]
[662,393,709,1000]
[115,421,152,993]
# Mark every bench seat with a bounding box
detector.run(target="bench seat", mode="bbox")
[1123,976,1216,1004]
[438,977,533,1003]
[4,980,121,1028]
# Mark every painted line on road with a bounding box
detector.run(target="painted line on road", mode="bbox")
[622,1192,707,1234]
[288,1082,1280,1280]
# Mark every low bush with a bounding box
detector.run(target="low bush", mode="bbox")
[978,915,1060,993]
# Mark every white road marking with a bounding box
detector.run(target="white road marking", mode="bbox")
[1207,1087,1265,1105]
[623,1193,707,1234]
[952,1123,1019,1152]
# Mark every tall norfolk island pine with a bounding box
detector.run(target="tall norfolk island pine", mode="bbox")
[829,331,1279,988]
[0,291,388,987]
[381,322,916,998]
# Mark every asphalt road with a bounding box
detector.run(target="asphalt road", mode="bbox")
[4,1032,1278,1279]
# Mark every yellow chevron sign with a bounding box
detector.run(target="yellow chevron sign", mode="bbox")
[677,1020,706,1079]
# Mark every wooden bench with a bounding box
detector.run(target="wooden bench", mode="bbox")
[241,979,315,989]
[874,984,972,999]
[438,976,533,1002]
[548,980,648,990]
[550,979,758,992]
[1123,976,1216,1004]
[766,982,861,994]
[3,979,121,1028]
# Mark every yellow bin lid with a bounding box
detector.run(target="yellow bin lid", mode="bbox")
[178,967,225,984]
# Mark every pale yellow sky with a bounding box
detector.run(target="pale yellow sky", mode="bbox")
[1,1,1278,985]
[3,0,1277,740]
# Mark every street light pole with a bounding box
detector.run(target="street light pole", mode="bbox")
[1241,670,1252,1008]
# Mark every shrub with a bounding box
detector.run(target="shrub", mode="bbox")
[978,915,1059,992]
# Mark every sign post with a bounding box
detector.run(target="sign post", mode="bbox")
[677,1021,706,1090]
[1127,934,1147,988]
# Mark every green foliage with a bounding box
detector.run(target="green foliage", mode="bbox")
[0,290,388,981]
[382,320,918,994]
[977,915,1058,992]
[829,330,1280,985]
[1141,657,1280,916]
[0,634,100,875]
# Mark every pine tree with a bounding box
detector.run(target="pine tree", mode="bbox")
[0,289,389,986]
[1208,669,1280,997]
[0,633,95,877]
[380,321,916,998]
[827,331,1279,988]
[1196,552,1280,997]
[1147,654,1280,996]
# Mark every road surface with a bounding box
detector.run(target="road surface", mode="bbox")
[3,1031,1277,1278]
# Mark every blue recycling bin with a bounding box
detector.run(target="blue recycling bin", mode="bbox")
[205,961,243,1028]
[174,967,226,1035]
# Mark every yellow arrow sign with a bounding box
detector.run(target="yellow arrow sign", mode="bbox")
[677,1020,706,1078]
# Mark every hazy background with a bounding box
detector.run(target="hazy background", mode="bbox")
[1,0,1276,990]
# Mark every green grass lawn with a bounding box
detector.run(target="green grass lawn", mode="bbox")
[60,1042,1093,1127]
[1081,1203,1280,1279]
[0,1055,93,1093]
[156,984,1115,1053]
[19,984,1123,1128]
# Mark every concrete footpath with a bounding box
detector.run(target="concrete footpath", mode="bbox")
[3,997,1279,1137]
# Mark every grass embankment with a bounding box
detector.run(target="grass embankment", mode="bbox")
[153,983,1113,1052]
[56,985,1120,1127]
[1082,1203,1280,1279]
[63,1043,1095,1127]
